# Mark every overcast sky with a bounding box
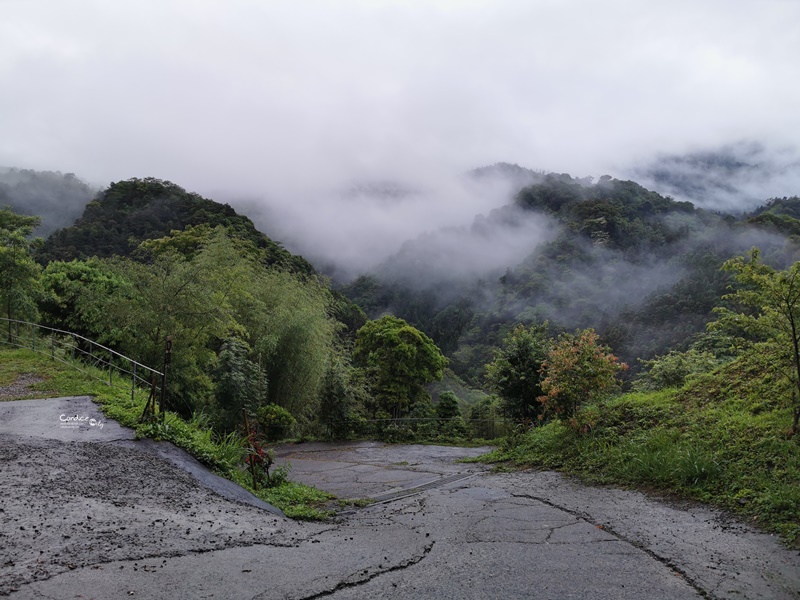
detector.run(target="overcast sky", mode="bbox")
[2,0,799,269]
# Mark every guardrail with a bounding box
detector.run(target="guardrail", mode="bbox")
[1,318,163,404]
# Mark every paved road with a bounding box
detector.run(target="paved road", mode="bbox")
[2,396,799,599]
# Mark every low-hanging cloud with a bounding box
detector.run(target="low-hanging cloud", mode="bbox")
[628,141,800,213]
[239,166,545,281]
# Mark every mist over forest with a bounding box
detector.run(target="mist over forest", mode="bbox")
[8,140,799,391]
[4,1,800,558]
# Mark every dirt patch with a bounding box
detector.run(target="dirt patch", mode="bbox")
[0,374,47,401]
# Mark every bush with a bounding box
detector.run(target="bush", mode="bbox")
[380,422,415,443]
[436,391,462,419]
[634,349,721,391]
[257,403,296,440]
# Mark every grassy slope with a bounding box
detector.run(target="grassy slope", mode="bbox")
[478,347,800,548]
[0,347,333,519]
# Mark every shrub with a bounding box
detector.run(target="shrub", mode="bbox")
[257,403,296,440]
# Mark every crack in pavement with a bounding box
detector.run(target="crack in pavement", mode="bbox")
[275,542,435,600]
[511,492,715,599]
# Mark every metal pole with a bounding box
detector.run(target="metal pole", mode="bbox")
[131,363,137,404]
[160,336,172,413]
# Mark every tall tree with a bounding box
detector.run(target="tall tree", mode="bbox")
[353,316,447,418]
[0,208,42,339]
[485,323,550,423]
[711,248,800,435]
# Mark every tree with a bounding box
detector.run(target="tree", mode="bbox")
[353,316,447,418]
[538,328,626,424]
[0,208,42,339]
[78,233,247,414]
[213,338,268,431]
[710,248,800,435]
[436,391,462,420]
[39,258,124,336]
[484,323,550,423]
[318,353,369,439]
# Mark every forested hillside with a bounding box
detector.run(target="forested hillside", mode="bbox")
[342,173,800,386]
[38,177,316,275]
[0,168,95,237]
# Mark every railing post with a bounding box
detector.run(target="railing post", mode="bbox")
[160,336,172,413]
[50,333,55,361]
[109,350,113,386]
[131,363,137,404]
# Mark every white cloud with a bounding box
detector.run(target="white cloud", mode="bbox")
[1,0,798,268]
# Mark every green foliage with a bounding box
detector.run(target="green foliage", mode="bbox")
[380,422,415,443]
[256,403,296,440]
[484,323,550,423]
[468,396,504,438]
[319,354,368,439]
[77,235,244,414]
[611,430,721,486]
[353,316,447,418]
[213,338,268,430]
[710,248,800,433]
[38,258,125,336]
[0,208,42,334]
[538,328,626,425]
[231,262,336,421]
[634,348,722,391]
[38,177,315,275]
[68,229,337,422]
[435,390,461,420]
[440,415,469,440]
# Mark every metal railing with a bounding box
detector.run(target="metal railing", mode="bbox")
[1,318,163,404]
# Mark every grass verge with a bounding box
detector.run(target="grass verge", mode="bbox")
[477,351,800,549]
[0,346,334,519]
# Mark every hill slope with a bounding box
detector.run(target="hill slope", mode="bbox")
[38,177,315,275]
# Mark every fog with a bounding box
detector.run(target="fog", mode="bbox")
[628,142,800,212]
[2,1,799,272]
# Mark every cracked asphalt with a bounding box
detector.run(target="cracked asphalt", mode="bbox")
[2,397,799,599]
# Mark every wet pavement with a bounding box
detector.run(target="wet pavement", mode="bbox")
[2,396,799,599]
[273,441,491,501]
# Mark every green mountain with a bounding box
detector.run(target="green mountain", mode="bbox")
[342,174,800,386]
[38,177,316,275]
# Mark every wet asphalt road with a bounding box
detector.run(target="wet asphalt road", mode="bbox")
[1,396,799,599]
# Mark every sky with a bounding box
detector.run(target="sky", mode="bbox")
[2,0,799,271]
